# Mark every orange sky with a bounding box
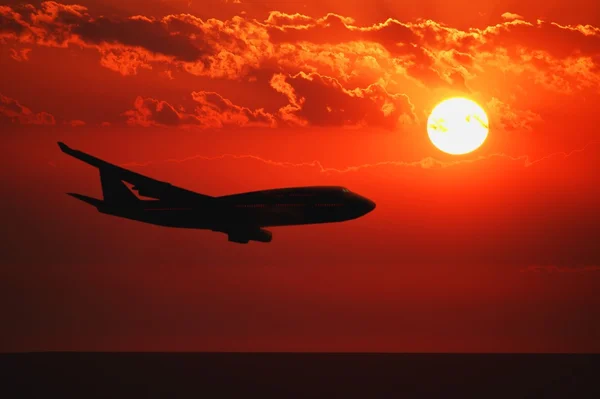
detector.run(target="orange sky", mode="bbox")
[1,0,599,352]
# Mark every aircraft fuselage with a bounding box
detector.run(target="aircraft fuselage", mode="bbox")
[100,186,376,231]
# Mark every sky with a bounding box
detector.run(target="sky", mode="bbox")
[1,0,599,352]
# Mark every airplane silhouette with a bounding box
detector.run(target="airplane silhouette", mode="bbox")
[58,142,376,244]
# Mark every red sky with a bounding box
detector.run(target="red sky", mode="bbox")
[1,0,599,352]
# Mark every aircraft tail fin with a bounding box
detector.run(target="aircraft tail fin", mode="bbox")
[58,141,110,169]
[59,141,139,204]
[58,141,214,203]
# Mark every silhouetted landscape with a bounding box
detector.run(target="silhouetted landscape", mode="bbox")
[3,353,600,398]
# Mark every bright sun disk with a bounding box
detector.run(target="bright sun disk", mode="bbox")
[427,97,489,155]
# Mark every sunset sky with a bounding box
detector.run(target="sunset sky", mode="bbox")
[1,0,599,352]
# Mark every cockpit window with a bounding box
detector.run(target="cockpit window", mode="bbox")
[342,188,350,193]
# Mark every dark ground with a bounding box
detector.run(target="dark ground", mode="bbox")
[1,353,599,398]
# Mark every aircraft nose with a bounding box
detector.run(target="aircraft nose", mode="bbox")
[365,198,376,212]
[359,196,376,214]
[367,200,377,212]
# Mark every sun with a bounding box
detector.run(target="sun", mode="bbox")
[427,97,489,155]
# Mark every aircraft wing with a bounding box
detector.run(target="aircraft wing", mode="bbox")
[58,142,213,202]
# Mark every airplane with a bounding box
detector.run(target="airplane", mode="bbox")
[58,142,376,244]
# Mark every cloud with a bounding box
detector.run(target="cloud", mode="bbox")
[122,70,416,130]
[501,12,524,21]
[263,12,599,62]
[72,14,208,62]
[4,2,204,61]
[123,93,276,128]
[264,13,418,52]
[98,46,154,76]
[262,12,600,93]
[270,71,416,129]
[123,96,197,127]
[64,119,85,127]
[9,47,31,61]
[119,140,599,173]
[1,2,264,78]
[0,5,26,41]
[0,92,55,125]
[2,3,599,136]
[120,67,417,130]
[486,97,543,132]
[1,3,597,95]
[191,91,276,128]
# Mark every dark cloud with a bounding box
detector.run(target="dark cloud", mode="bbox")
[2,3,598,94]
[64,119,85,127]
[123,93,276,128]
[9,47,31,61]
[1,3,598,133]
[0,92,55,125]
[73,16,209,62]
[0,6,26,39]
[123,96,195,127]
[486,98,543,132]
[270,72,415,129]
[121,73,415,130]
[191,91,276,128]
[265,12,418,54]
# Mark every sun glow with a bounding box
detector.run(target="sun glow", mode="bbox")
[427,97,489,155]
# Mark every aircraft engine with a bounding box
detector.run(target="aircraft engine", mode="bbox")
[226,228,272,243]
[251,228,272,243]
